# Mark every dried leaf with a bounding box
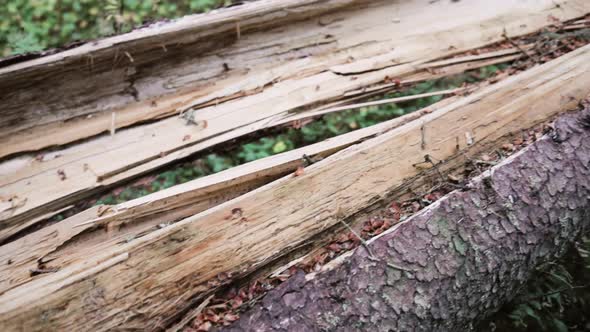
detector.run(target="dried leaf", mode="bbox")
[195,321,212,331]
[230,297,243,310]
[293,166,305,177]
[502,143,515,151]
[327,243,341,253]
[224,313,240,322]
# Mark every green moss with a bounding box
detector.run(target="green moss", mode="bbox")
[452,236,468,256]
[435,218,452,239]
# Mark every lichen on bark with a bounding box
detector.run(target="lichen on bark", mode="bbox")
[224,107,590,331]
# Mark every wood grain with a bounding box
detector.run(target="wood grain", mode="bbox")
[1,43,589,331]
[2,0,587,240]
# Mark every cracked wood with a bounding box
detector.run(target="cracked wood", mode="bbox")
[1,44,589,331]
[2,0,588,240]
[225,107,590,331]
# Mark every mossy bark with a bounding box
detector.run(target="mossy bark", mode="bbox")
[224,108,590,331]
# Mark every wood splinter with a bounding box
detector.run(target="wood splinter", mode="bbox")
[29,267,59,277]
[110,112,117,136]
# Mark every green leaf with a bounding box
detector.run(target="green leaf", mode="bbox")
[552,319,569,332]
[7,32,43,54]
[272,140,287,154]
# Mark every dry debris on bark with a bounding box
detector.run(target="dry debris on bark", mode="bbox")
[182,111,573,331]
[172,24,590,330]
[221,104,590,331]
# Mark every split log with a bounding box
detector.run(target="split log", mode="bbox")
[1,44,589,331]
[2,0,588,238]
[0,0,362,156]
[0,0,580,157]
[0,49,515,241]
[225,107,590,332]
[0,99,443,294]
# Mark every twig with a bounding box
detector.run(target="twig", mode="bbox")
[286,88,464,124]
[335,205,376,259]
[167,294,214,332]
[244,293,267,310]
[414,155,465,190]
[30,267,59,276]
[338,217,376,259]
[472,159,498,166]
[502,29,535,62]
[124,51,134,63]
[461,151,484,176]
[519,285,589,302]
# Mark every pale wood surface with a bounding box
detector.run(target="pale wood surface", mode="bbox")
[1,44,589,331]
[3,0,586,239]
[0,95,452,296]
[0,0,362,155]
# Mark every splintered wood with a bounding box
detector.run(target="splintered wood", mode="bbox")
[1,41,590,331]
[1,0,589,243]
[0,97,450,296]
[2,0,590,331]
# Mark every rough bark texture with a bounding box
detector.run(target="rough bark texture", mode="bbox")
[225,108,590,331]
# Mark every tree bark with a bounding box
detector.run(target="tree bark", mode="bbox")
[225,107,590,332]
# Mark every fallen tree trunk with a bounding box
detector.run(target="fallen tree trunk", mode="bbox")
[1,44,589,331]
[0,49,514,243]
[0,0,363,156]
[0,93,453,294]
[225,106,590,332]
[0,0,581,157]
[2,0,588,239]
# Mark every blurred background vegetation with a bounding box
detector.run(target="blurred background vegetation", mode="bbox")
[0,0,232,56]
[2,0,589,330]
[95,76,470,205]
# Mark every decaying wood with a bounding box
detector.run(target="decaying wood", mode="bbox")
[0,61,544,293]
[0,57,521,244]
[0,101,442,294]
[0,0,363,156]
[0,46,517,247]
[226,107,590,331]
[0,0,590,238]
[1,44,589,331]
[0,20,584,244]
[2,0,583,159]
[284,88,463,124]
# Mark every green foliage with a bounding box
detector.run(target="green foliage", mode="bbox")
[481,236,590,332]
[507,265,573,331]
[1,0,230,56]
[94,66,502,205]
[5,31,43,54]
